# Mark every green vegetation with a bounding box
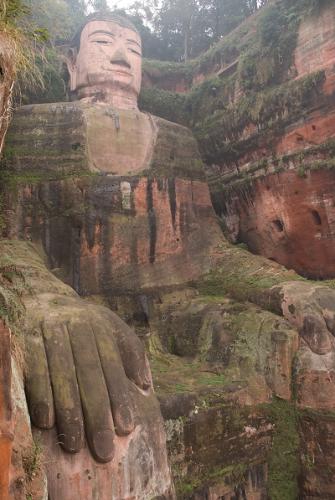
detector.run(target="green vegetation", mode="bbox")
[20,0,86,103]
[194,70,325,164]
[0,260,26,325]
[23,440,43,500]
[23,440,42,483]
[175,463,247,498]
[127,0,269,62]
[143,59,194,84]
[150,354,230,396]
[264,398,300,500]
[139,88,188,126]
[0,0,49,92]
[195,240,303,310]
[208,137,335,207]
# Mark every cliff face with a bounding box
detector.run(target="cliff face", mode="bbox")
[213,167,335,280]
[212,1,335,280]
[141,0,335,281]
[0,238,174,500]
[209,1,335,280]
[136,2,335,498]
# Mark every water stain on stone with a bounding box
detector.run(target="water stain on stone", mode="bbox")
[146,179,157,264]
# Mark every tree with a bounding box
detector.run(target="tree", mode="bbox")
[19,0,87,103]
[25,0,85,42]
[87,0,108,11]
[153,0,198,61]
[131,0,270,62]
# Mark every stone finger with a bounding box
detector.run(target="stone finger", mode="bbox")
[25,327,55,429]
[111,313,152,390]
[67,319,115,463]
[42,321,84,454]
[93,318,136,436]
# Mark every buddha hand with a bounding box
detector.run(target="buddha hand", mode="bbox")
[23,293,152,463]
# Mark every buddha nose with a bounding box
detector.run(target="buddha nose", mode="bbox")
[110,48,131,69]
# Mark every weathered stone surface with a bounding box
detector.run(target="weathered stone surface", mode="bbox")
[0,281,47,500]
[275,108,335,156]
[6,6,335,497]
[144,286,302,498]
[295,1,335,94]
[140,3,335,283]
[10,358,48,500]
[164,403,271,499]
[10,175,219,296]
[66,17,142,110]
[295,342,335,411]
[191,464,268,500]
[4,102,205,178]
[299,412,335,500]
[4,103,88,174]
[205,2,335,281]
[150,293,298,405]
[217,168,335,279]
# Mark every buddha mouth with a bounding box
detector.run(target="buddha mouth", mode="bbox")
[102,65,132,77]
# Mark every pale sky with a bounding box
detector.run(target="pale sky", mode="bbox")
[108,0,134,10]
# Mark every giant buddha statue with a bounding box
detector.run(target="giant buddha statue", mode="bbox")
[6,12,222,310]
[2,13,183,500]
[5,10,335,500]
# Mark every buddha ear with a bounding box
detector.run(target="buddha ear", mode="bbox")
[65,48,78,92]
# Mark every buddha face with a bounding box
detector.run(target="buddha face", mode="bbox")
[68,19,142,106]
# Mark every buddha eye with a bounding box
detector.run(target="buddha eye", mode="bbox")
[93,40,111,45]
[129,48,141,56]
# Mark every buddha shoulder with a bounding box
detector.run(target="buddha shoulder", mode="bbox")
[4,102,204,180]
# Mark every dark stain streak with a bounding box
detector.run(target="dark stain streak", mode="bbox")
[72,225,81,293]
[146,179,157,264]
[168,178,177,229]
[101,214,112,294]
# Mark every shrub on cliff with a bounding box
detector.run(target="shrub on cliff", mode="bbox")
[0,0,48,86]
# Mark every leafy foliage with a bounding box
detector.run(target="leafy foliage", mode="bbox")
[18,0,86,103]
[140,0,331,168]
[127,0,270,61]
[0,0,47,86]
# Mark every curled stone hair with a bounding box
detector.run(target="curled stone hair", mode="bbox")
[71,12,139,49]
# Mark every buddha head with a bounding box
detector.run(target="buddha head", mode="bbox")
[66,13,142,109]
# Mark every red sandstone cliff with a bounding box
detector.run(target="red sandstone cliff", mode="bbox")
[208,2,335,281]
[0,321,12,500]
